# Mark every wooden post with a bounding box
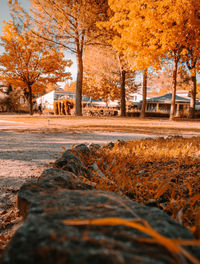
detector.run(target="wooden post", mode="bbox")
[156,103,159,112]
[176,103,180,117]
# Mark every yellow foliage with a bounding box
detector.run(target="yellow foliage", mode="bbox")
[0,20,72,113]
[100,0,200,74]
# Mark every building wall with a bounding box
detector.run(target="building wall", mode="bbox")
[36,91,55,110]
[36,90,77,110]
[129,93,143,103]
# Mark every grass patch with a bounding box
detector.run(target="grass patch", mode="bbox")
[82,137,200,239]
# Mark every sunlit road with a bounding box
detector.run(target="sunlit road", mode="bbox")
[0,120,27,129]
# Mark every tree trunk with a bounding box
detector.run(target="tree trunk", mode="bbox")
[120,70,126,117]
[170,56,178,120]
[28,83,33,115]
[189,70,197,119]
[186,55,197,119]
[140,69,147,118]
[75,50,83,116]
[74,28,85,117]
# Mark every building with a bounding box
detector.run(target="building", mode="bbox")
[36,90,76,111]
[129,92,143,103]
[146,93,191,116]
[129,86,153,104]
[36,90,120,112]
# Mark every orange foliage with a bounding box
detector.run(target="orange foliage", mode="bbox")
[0,21,71,90]
[100,0,200,119]
[13,0,109,115]
[64,82,76,93]
[0,20,72,114]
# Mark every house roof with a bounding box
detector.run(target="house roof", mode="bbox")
[147,93,190,103]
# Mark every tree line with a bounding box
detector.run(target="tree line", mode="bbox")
[0,0,200,118]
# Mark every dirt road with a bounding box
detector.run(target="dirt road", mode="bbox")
[0,128,156,252]
[0,130,153,189]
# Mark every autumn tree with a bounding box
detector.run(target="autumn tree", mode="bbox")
[117,54,136,116]
[163,0,200,119]
[0,20,71,115]
[64,81,76,92]
[45,83,57,94]
[103,0,200,119]
[148,66,192,97]
[83,47,117,101]
[83,45,136,115]
[183,7,200,118]
[11,0,109,116]
[99,1,159,118]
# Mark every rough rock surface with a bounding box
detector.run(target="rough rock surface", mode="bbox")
[17,168,95,219]
[54,146,92,180]
[2,144,200,264]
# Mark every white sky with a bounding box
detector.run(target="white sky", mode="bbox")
[0,0,77,84]
[0,0,30,34]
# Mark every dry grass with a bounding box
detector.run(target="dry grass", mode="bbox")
[82,137,200,239]
[75,137,200,263]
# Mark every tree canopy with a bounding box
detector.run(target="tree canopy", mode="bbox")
[101,0,200,119]
[8,0,200,118]
[83,45,136,114]
[0,20,71,114]
[11,0,109,115]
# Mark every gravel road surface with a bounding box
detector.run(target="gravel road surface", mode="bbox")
[0,129,155,253]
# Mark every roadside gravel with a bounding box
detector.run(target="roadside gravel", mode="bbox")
[0,130,153,253]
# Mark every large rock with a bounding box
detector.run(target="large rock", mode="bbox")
[2,167,200,264]
[17,168,95,219]
[54,148,92,179]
